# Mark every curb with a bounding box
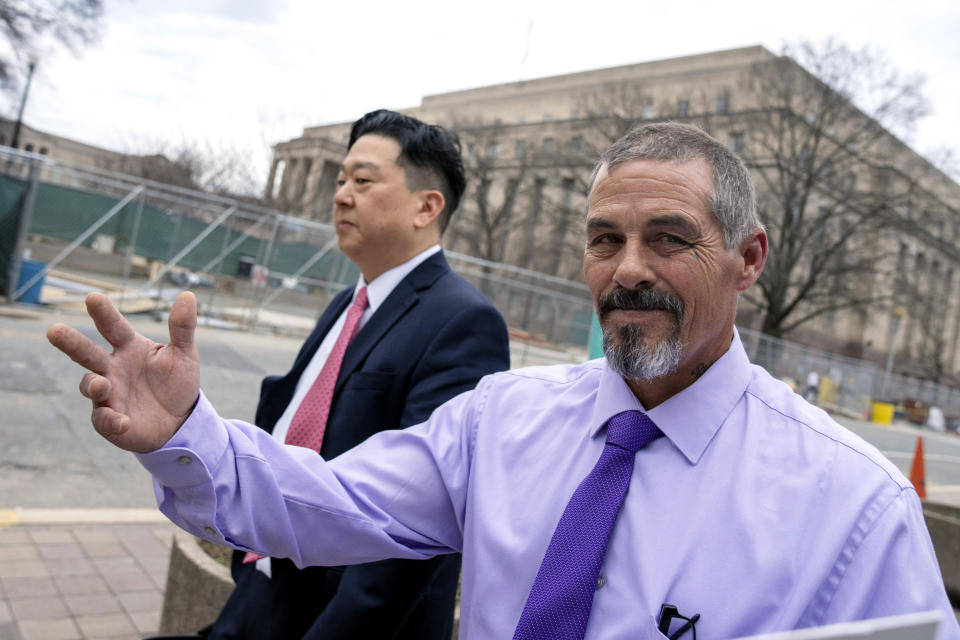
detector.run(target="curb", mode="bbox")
[0,507,169,525]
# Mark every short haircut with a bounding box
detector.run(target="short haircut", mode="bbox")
[588,122,760,249]
[349,110,466,233]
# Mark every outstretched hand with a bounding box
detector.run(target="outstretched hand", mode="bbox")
[46,291,201,453]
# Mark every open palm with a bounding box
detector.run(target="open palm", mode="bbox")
[47,292,201,453]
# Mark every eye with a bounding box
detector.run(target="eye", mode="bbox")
[659,234,691,246]
[588,233,623,247]
[354,177,370,185]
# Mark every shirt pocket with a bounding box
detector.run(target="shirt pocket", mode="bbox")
[641,614,673,640]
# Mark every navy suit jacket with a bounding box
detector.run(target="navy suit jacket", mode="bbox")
[208,251,510,639]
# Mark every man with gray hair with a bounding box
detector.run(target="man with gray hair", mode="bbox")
[48,123,959,640]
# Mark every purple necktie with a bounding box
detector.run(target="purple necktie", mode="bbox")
[513,410,663,640]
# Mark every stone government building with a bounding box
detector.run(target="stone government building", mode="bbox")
[267,46,960,381]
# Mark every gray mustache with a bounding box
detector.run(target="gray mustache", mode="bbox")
[597,287,683,320]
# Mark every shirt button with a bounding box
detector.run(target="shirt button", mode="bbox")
[596,575,606,590]
[203,526,216,536]
[177,455,192,465]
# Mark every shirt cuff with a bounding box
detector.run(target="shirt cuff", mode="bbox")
[134,390,232,542]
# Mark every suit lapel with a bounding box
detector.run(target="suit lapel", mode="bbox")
[333,252,451,397]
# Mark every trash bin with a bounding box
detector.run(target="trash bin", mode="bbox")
[870,401,894,426]
[15,258,46,304]
[237,255,256,279]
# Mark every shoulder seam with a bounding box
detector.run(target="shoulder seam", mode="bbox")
[743,384,909,489]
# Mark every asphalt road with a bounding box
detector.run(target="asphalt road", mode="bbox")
[1,303,304,509]
[3,303,959,510]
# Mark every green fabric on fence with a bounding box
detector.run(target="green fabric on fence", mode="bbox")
[0,174,27,295]
[3,176,357,286]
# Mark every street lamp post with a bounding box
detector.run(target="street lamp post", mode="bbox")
[10,61,37,149]
[881,307,905,400]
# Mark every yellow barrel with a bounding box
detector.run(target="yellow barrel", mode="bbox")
[870,402,894,425]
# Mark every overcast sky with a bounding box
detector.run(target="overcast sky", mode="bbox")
[7,0,960,189]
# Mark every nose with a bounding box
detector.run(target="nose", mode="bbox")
[612,242,657,290]
[333,182,353,208]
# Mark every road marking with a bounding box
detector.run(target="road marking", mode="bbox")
[0,508,168,525]
[881,452,960,465]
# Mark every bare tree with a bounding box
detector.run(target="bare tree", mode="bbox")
[738,39,938,338]
[104,136,266,199]
[448,124,533,264]
[449,121,595,283]
[0,0,103,89]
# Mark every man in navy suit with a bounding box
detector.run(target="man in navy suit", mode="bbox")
[205,110,510,639]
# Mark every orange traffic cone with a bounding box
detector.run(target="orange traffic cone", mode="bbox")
[909,436,926,500]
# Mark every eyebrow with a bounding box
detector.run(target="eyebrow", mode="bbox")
[339,160,381,174]
[585,214,700,235]
[648,214,699,236]
[586,217,617,231]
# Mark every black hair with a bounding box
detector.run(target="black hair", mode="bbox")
[348,109,466,233]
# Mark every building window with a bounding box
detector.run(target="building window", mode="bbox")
[517,115,526,124]
[569,109,580,120]
[715,94,729,114]
[642,102,655,119]
[729,132,744,153]
[467,143,476,160]
[569,136,583,154]
[39,146,48,155]
[487,140,500,158]
[25,143,34,152]
[677,100,690,117]
[515,139,526,159]
[543,113,553,122]
[542,137,555,154]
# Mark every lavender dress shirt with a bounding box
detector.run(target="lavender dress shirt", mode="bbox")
[139,332,959,640]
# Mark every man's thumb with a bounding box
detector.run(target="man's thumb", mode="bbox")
[168,292,198,352]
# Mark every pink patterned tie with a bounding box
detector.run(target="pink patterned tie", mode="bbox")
[243,286,369,565]
[286,286,369,451]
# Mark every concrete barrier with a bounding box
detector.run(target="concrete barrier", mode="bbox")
[158,530,233,635]
[924,502,960,606]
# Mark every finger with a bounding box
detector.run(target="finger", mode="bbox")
[91,405,129,440]
[86,293,137,349]
[79,373,112,403]
[47,323,111,374]
[168,291,198,353]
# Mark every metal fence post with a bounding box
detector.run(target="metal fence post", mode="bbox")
[6,160,38,303]
[120,191,145,305]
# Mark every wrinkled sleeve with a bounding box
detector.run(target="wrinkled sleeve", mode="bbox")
[817,487,960,639]
[136,383,482,569]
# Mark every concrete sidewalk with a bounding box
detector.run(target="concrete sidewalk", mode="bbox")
[0,510,176,640]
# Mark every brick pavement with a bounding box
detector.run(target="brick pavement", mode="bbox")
[0,513,177,640]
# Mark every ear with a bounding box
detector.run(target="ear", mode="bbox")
[734,226,767,292]
[412,189,445,230]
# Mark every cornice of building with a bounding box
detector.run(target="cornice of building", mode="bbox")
[417,45,775,108]
[0,117,127,160]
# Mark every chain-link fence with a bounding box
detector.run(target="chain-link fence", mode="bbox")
[4,146,958,412]
[0,147,591,368]
[741,327,960,424]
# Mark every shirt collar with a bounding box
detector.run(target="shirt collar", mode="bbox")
[352,245,441,314]
[590,328,752,464]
